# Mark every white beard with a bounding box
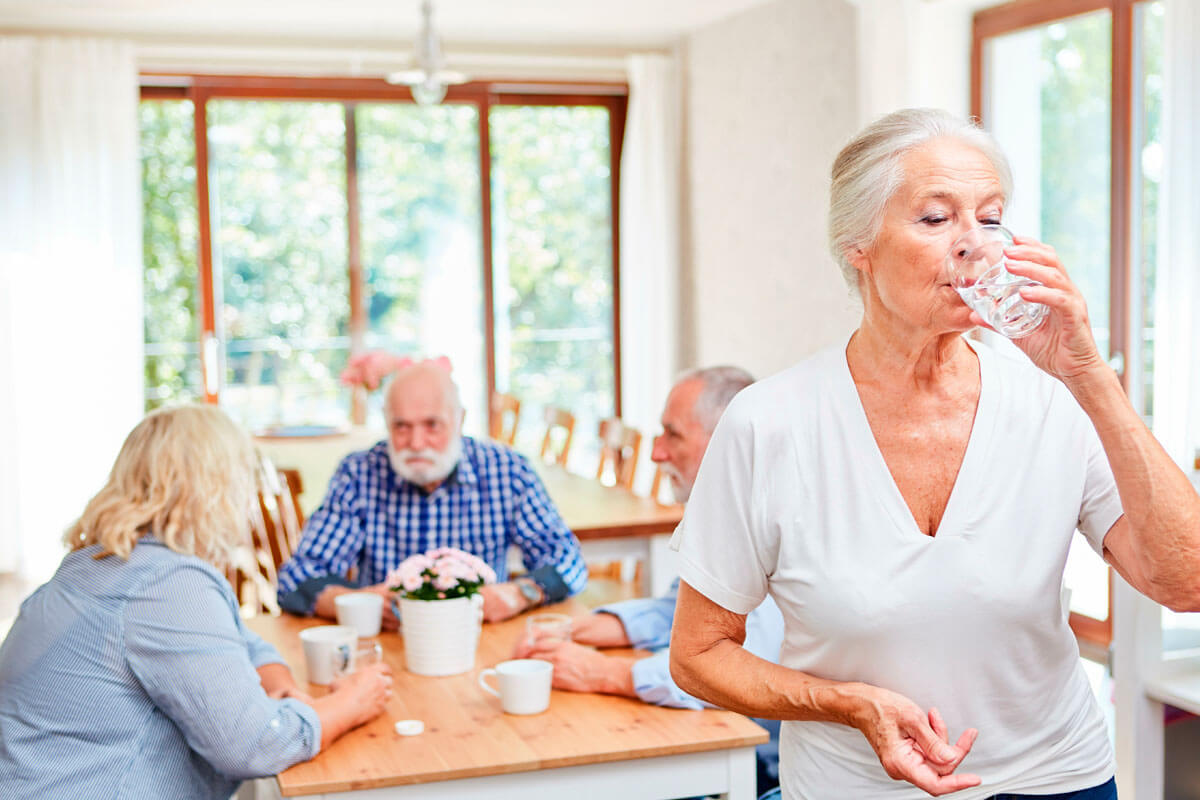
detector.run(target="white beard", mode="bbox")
[659,463,692,503]
[388,434,463,487]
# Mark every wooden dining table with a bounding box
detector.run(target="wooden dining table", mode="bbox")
[244,601,766,800]
[533,464,684,596]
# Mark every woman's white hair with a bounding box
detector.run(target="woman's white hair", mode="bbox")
[828,107,1014,294]
[64,404,257,568]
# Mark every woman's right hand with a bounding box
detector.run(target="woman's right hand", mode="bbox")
[329,662,393,725]
[851,685,980,796]
[313,663,394,748]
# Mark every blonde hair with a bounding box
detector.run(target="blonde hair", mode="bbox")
[64,405,257,567]
[828,108,1014,295]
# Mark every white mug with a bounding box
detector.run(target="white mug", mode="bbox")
[478,659,553,715]
[299,625,358,685]
[335,592,384,638]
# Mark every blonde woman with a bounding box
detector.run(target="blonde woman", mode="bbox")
[0,406,393,800]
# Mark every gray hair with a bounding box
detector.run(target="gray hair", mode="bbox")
[828,108,1014,295]
[675,365,755,432]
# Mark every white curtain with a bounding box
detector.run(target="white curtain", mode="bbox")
[0,37,143,580]
[1153,0,1200,471]
[619,54,682,493]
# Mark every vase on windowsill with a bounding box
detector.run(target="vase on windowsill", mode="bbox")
[387,547,496,677]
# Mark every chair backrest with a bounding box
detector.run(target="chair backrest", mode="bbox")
[224,456,307,617]
[257,461,305,572]
[595,418,642,490]
[489,391,521,446]
[539,406,576,467]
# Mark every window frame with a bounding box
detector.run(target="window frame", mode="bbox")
[140,75,628,425]
[971,0,1156,648]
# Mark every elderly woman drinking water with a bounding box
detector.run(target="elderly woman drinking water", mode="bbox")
[0,406,394,799]
[668,108,1200,799]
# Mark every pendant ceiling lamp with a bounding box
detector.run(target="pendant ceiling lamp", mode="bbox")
[386,0,468,105]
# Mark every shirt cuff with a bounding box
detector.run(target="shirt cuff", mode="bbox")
[278,575,355,616]
[528,564,570,605]
[591,605,659,651]
[630,655,706,710]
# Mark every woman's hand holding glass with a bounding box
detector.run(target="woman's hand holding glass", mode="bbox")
[977,235,1110,388]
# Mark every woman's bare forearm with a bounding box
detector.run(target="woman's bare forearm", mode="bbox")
[1068,366,1200,610]
[668,582,868,726]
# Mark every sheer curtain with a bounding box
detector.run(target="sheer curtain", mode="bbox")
[0,37,142,580]
[1153,0,1200,471]
[619,54,682,494]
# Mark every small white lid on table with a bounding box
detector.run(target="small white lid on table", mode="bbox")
[394,719,424,736]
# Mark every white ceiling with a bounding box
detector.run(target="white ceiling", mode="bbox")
[0,0,777,49]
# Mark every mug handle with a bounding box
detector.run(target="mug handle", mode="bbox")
[332,642,353,680]
[478,668,500,698]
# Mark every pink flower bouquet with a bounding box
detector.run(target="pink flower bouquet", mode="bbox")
[386,547,497,601]
[339,351,409,391]
[339,352,454,392]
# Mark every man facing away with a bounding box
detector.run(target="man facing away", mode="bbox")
[277,359,587,626]
[514,366,784,794]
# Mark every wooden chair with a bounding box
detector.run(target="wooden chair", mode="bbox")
[539,406,576,467]
[225,457,307,617]
[258,465,305,571]
[595,418,642,490]
[489,391,521,446]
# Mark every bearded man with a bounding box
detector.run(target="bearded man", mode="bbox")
[277,359,586,626]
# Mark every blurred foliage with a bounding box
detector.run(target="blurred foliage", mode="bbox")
[490,106,615,445]
[140,98,616,432]
[1137,1,1164,420]
[140,100,201,409]
[208,101,350,428]
[1038,12,1112,356]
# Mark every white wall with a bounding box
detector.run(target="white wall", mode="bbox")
[681,0,862,379]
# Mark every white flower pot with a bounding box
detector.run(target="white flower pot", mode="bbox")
[399,594,484,676]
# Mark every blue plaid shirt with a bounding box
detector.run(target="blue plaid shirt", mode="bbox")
[277,437,586,611]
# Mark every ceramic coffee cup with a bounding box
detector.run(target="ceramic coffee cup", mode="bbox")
[478,658,553,715]
[334,592,384,638]
[299,625,358,685]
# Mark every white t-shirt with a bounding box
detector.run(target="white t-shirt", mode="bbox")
[671,335,1123,800]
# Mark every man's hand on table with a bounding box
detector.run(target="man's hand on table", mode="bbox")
[313,583,400,632]
[513,632,637,698]
[569,612,632,648]
[479,578,543,623]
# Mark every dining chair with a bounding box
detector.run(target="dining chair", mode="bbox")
[538,406,576,467]
[257,460,305,572]
[488,391,521,447]
[595,418,642,490]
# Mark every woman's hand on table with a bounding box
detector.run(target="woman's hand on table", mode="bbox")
[852,685,980,796]
[312,663,395,749]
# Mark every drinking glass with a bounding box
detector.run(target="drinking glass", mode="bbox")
[525,613,572,643]
[946,224,1048,339]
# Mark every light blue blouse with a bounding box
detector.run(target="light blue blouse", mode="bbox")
[0,538,320,800]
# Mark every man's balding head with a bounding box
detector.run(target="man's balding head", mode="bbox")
[651,365,753,503]
[383,362,464,491]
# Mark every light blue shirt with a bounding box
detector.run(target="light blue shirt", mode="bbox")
[596,577,785,709]
[0,538,321,800]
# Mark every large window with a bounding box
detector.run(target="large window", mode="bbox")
[973,0,1164,647]
[140,77,625,438]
